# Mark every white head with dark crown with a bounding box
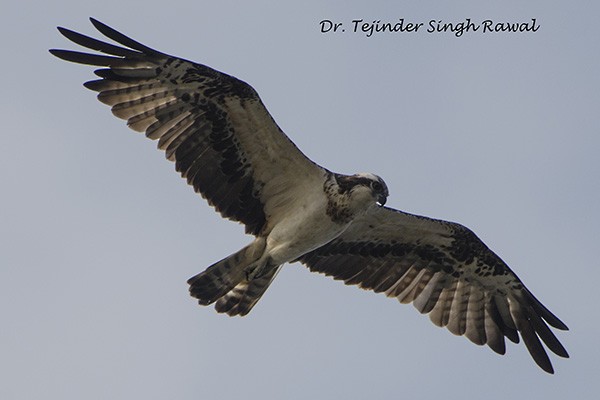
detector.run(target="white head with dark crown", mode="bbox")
[335,172,389,208]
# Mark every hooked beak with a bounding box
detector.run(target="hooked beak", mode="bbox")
[377,194,387,207]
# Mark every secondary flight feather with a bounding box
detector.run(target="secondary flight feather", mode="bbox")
[50,18,568,374]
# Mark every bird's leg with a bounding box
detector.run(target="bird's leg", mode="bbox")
[245,258,277,280]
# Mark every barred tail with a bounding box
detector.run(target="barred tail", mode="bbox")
[188,239,278,315]
[215,266,282,316]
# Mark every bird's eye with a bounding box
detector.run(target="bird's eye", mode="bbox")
[371,181,382,191]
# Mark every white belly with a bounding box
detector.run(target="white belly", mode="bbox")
[265,199,349,264]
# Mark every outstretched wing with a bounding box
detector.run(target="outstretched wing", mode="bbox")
[50,18,325,235]
[299,206,568,373]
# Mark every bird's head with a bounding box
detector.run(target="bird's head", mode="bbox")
[337,173,389,207]
[357,172,389,206]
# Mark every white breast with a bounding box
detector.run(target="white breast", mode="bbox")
[264,190,350,264]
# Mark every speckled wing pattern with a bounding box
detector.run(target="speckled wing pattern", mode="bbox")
[299,206,568,373]
[51,19,568,374]
[50,18,324,236]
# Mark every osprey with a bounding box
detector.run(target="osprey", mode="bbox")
[51,18,568,373]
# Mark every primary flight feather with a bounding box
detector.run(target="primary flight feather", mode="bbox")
[50,18,568,374]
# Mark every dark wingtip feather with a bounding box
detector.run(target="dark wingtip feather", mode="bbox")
[82,80,102,91]
[49,49,138,67]
[56,26,142,58]
[487,338,506,356]
[524,289,569,331]
[528,309,570,358]
[89,17,163,56]
[48,49,63,58]
[50,49,93,64]
[57,26,86,43]
[511,307,556,374]
[57,26,73,38]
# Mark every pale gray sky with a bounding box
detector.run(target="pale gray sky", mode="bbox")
[2,1,598,399]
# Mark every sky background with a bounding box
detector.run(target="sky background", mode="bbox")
[2,1,599,399]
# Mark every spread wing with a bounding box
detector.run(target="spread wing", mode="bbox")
[299,206,569,373]
[50,18,325,235]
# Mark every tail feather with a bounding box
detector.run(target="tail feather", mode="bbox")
[215,266,282,316]
[187,240,266,306]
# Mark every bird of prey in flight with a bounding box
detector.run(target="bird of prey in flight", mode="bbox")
[50,18,568,374]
